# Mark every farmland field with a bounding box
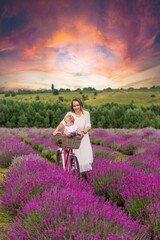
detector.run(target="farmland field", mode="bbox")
[0,127,160,239]
[1,89,160,106]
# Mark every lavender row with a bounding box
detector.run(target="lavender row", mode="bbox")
[0,127,159,238]
[0,128,57,166]
[86,158,160,238]
[0,135,37,167]
[1,154,149,239]
[1,127,159,167]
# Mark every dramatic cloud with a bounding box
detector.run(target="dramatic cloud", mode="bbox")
[0,0,160,90]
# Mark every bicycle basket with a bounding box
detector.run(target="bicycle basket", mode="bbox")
[55,135,83,149]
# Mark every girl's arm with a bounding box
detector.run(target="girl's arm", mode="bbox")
[53,123,64,135]
[53,112,70,135]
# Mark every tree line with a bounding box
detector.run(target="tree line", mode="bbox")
[0,99,160,129]
[1,85,160,96]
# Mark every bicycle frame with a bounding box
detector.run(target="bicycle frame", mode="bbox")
[55,134,81,178]
[58,146,73,171]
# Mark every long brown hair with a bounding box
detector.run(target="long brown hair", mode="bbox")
[71,98,84,112]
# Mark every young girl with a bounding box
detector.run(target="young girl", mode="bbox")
[53,98,93,173]
[63,114,79,137]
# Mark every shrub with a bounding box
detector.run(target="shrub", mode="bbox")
[9,188,149,239]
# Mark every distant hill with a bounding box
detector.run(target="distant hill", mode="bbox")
[0,88,160,107]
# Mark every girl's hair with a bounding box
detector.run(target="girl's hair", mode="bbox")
[71,98,84,112]
[64,114,75,123]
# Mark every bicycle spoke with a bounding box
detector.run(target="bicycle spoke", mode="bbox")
[56,149,62,167]
[69,155,80,178]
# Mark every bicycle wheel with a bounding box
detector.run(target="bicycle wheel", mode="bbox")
[69,154,80,178]
[56,149,62,167]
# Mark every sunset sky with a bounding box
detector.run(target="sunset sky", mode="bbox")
[0,0,160,91]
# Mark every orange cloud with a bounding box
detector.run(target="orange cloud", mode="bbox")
[23,19,99,56]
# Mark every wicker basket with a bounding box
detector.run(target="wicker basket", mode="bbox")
[55,135,83,149]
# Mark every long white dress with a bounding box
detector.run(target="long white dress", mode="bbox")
[61,110,93,172]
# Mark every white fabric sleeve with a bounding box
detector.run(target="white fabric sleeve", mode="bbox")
[85,111,91,128]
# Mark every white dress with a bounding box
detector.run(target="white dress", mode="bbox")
[61,110,93,172]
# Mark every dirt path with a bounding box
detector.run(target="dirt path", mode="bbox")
[0,168,13,240]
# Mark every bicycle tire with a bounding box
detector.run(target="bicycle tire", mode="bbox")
[56,149,62,167]
[69,155,80,178]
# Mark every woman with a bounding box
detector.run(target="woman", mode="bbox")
[53,98,93,172]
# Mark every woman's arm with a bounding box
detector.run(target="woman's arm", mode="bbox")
[53,123,64,136]
[83,111,91,134]
[82,126,91,134]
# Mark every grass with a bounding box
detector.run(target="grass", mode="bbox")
[0,168,8,183]
[0,89,160,106]
[115,152,129,162]
[0,167,14,240]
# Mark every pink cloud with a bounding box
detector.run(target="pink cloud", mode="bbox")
[0,0,160,90]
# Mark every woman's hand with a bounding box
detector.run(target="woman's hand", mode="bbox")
[82,130,87,134]
[82,127,90,134]
[77,130,85,136]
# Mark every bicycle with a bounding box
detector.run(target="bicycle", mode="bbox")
[55,133,83,178]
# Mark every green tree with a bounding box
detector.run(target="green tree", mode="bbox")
[140,110,156,128]
[94,91,97,96]
[18,114,28,127]
[10,115,17,127]
[34,112,44,127]
[58,96,64,102]
[53,89,59,95]
[0,112,5,126]
[11,92,16,97]
[35,95,40,100]
[43,115,50,127]
[4,93,10,97]
[51,84,54,91]
[124,108,143,128]
[155,116,160,128]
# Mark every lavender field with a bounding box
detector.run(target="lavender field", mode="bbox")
[0,127,160,239]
